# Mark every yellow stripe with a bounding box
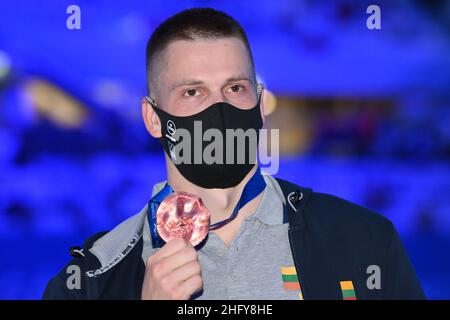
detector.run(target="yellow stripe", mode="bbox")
[340,281,354,290]
[280,266,297,275]
[298,291,304,300]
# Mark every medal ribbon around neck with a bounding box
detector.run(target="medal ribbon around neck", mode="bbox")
[147,167,266,248]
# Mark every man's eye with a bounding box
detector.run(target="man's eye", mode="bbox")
[228,85,244,93]
[183,89,200,97]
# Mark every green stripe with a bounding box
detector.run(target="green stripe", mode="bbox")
[342,289,356,298]
[281,274,299,282]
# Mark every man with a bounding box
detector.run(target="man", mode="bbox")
[43,8,425,300]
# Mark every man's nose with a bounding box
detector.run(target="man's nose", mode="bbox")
[208,91,229,105]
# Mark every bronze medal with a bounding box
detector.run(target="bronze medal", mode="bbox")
[156,192,211,246]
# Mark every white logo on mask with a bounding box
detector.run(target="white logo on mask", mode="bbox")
[167,120,176,135]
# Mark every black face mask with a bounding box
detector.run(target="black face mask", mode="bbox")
[145,87,263,189]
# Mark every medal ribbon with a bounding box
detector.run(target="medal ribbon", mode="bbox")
[148,167,266,248]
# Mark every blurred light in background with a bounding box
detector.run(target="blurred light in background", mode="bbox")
[25,79,88,128]
[0,50,11,80]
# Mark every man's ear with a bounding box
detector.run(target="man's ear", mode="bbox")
[142,97,162,138]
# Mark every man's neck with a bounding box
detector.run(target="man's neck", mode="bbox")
[165,156,258,224]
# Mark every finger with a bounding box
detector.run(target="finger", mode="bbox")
[178,274,203,300]
[171,260,202,284]
[150,238,188,263]
[159,245,198,271]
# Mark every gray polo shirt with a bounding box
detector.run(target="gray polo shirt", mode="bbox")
[142,174,302,300]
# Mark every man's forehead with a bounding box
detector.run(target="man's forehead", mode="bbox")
[159,38,254,88]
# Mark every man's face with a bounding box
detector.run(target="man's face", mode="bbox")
[141,36,271,181]
[154,37,258,116]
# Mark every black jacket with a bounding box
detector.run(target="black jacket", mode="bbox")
[43,178,425,300]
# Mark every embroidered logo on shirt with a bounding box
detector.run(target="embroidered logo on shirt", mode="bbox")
[280,266,304,300]
[340,281,357,300]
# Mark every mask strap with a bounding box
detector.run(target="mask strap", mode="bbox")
[256,83,264,103]
[145,95,157,105]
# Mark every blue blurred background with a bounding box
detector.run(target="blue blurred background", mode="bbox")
[0,0,449,299]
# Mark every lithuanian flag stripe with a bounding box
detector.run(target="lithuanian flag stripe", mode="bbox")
[342,289,356,298]
[281,266,303,298]
[284,282,301,291]
[340,281,357,300]
[280,266,297,275]
[340,281,354,290]
[282,274,299,282]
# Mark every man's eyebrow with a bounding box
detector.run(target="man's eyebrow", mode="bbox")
[170,79,205,91]
[170,75,254,91]
[224,76,253,84]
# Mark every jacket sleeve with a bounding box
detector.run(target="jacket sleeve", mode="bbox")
[383,222,426,299]
[42,255,89,300]
[42,273,78,300]
[42,231,108,300]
